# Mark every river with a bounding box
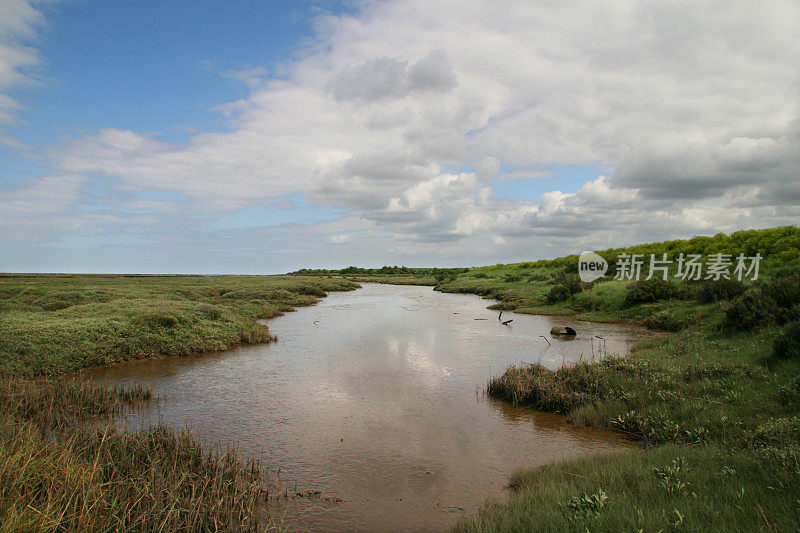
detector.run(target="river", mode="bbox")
[84,283,648,531]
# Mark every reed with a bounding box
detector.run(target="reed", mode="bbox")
[0,376,274,531]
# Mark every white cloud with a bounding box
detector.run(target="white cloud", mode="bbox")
[7,0,800,269]
[326,234,353,245]
[0,0,45,143]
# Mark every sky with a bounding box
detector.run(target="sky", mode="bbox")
[0,0,798,274]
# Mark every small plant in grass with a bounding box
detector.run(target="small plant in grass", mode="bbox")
[653,457,689,495]
[563,488,608,523]
[773,321,800,359]
[644,310,684,331]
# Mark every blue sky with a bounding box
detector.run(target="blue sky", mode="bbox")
[9,2,341,144]
[1,1,798,273]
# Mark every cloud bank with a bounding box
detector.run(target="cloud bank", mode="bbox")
[2,0,800,271]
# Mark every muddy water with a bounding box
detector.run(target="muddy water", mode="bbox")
[85,283,648,532]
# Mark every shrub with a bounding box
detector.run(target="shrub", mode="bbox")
[546,284,572,304]
[724,292,778,330]
[503,273,522,283]
[526,271,551,282]
[761,274,800,309]
[724,275,800,330]
[435,271,458,283]
[551,271,582,294]
[773,321,800,359]
[644,311,683,332]
[696,279,747,303]
[473,272,489,279]
[623,278,683,306]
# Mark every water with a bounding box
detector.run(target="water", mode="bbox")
[84,283,648,531]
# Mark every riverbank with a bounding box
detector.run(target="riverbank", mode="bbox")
[0,274,359,375]
[0,274,359,530]
[440,234,800,530]
[295,226,800,530]
[457,320,800,531]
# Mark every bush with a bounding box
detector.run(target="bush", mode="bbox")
[724,292,778,330]
[696,279,747,303]
[761,274,800,309]
[552,271,582,294]
[473,272,489,279]
[724,275,800,330]
[546,284,572,304]
[773,321,800,359]
[644,311,684,332]
[623,278,683,306]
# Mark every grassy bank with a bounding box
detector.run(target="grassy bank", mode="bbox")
[0,378,273,530]
[449,229,800,531]
[458,324,800,531]
[299,227,799,530]
[0,274,359,530]
[0,274,359,375]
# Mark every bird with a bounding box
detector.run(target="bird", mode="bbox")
[498,311,503,321]
[502,319,513,326]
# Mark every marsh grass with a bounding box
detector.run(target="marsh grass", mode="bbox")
[468,280,800,529]
[456,444,800,532]
[0,274,358,530]
[0,274,359,375]
[0,377,274,531]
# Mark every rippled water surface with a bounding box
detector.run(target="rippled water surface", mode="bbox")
[85,283,648,531]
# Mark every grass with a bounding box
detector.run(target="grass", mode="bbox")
[444,232,800,531]
[0,378,274,531]
[0,274,359,375]
[456,444,800,532]
[0,274,359,531]
[2,226,798,531]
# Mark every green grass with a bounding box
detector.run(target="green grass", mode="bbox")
[0,274,359,531]
[444,230,800,531]
[2,226,798,531]
[0,274,359,375]
[0,377,275,531]
[456,444,800,532]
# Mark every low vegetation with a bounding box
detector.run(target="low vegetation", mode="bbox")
[0,274,359,530]
[456,444,800,532]
[2,226,798,531]
[446,228,800,532]
[0,378,273,530]
[0,274,359,375]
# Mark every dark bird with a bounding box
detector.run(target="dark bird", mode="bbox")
[502,319,513,325]
[498,311,503,321]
